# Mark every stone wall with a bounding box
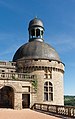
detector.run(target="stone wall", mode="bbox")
[0,59,65,109]
[30,60,65,106]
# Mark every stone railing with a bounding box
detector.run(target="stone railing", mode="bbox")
[0,72,36,81]
[31,103,75,118]
[0,61,16,66]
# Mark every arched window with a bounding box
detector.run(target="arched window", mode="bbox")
[44,81,53,101]
[36,29,40,37]
[41,30,43,35]
[31,29,35,38]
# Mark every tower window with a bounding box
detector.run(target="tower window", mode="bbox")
[31,29,35,36]
[36,29,40,37]
[44,81,53,101]
[41,30,43,35]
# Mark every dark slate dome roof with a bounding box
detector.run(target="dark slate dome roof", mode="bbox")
[13,41,61,62]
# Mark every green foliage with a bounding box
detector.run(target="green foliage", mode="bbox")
[32,79,38,91]
[12,75,18,80]
[12,75,16,80]
[64,95,75,106]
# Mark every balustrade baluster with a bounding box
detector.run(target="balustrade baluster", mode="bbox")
[47,105,49,112]
[68,108,71,117]
[56,106,58,114]
[40,104,42,110]
[31,103,75,118]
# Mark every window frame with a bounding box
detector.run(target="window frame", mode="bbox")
[44,81,53,101]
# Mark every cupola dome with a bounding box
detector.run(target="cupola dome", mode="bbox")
[28,18,44,42]
[13,18,61,62]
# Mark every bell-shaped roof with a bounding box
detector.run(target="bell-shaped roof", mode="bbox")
[28,17,44,29]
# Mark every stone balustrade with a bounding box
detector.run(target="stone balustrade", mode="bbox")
[0,72,35,81]
[0,61,16,66]
[31,103,75,118]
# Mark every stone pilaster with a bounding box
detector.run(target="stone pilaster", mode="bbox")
[14,92,22,110]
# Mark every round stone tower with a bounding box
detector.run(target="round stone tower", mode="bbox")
[13,18,65,106]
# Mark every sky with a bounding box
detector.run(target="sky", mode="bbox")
[0,0,75,95]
